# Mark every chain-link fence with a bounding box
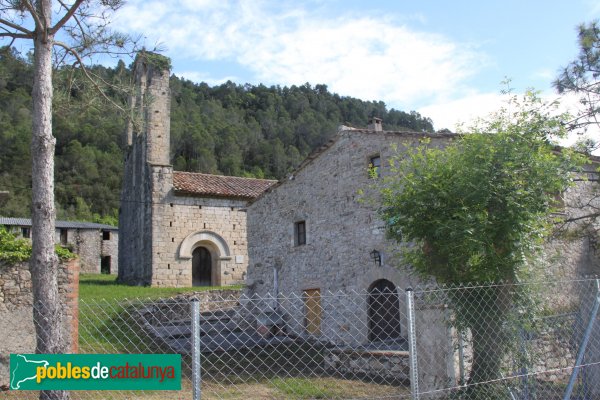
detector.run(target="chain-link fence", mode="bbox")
[2,278,600,399]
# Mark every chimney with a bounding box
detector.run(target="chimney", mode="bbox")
[368,117,383,132]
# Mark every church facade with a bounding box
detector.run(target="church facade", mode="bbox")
[118,54,275,287]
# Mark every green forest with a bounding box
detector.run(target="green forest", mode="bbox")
[0,46,435,224]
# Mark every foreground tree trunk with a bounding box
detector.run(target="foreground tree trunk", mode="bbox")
[456,285,512,395]
[30,1,69,399]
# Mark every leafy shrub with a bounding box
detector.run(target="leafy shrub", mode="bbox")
[0,226,75,262]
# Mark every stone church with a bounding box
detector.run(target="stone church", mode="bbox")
[118,54,275,287]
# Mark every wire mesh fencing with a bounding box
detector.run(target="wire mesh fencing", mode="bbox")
[1,278,600,399]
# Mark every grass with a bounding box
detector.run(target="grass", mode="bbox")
[79,273,243,302]
[78,274,241,353]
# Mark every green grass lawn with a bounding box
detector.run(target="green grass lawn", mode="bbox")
[79,273,242,302]
[78,274,242,354]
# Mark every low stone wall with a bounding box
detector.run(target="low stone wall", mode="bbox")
[137,289,242,325]
[323,348,410,384]
[0,258,80,385]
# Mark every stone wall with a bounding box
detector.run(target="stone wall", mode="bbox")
[0,258,80,385]
[247,129,452,344]
[100,230,119,274]
[323,348,410,384]
[119,54,168,286]
[64,229,118,274]
[150,191,250,287]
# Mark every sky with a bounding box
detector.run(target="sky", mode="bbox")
[15,1,600,141]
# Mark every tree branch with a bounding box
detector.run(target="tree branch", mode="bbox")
[0,32,31,39]
[50,0,84,34]
[19,0,44,34]
[0,17,33,35]
[54,40,128,115]
[558,211,600,224]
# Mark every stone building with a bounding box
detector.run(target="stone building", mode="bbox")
[118,54,275,287]
[246,121,600,388]
[0,217,118,274]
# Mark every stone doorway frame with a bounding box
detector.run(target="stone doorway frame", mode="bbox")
[179,231,232,286]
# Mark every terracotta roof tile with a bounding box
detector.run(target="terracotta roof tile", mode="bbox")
[173,172,277,199]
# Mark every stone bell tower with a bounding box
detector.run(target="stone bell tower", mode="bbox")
[118,52,172,285]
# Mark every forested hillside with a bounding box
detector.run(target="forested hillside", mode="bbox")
[0,46,434,223]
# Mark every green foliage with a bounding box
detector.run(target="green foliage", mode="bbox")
[554,20,600,131]
[0,45,435,221]
[380,91,584,284]
[378,91,586,384]
[0,226,76,262]
[139,51,171,71]
[0,225,31,262]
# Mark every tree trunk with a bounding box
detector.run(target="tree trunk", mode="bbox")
[30,1,69,399]
[464,285,512,390]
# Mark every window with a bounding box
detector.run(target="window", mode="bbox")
[370,155,381,178]
[21,227,30,239]
[295,221,306,246]
[102,230,111,240]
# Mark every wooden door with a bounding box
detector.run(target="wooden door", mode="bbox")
[303,289,322,335]
[368,279,401,341]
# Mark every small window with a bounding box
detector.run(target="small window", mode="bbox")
[21,227,31,239]
[102,231,111,240]
[60,229,68,245]
[295,221,306,246]
[370,155,381,178]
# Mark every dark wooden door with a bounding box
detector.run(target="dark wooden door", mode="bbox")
[368,279,401,341]
[192,247,211,286]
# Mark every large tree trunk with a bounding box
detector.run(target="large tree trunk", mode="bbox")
[460,285,513,396]
[30,1,69,399]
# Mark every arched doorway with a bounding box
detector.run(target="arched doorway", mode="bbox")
[192,247,212,286]
[368,279,401,342]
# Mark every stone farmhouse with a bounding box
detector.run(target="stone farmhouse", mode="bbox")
[246,120,600,348]
[0,217,118,274]
[118,54,276,287]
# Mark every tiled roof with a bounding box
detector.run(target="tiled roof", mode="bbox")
[172,172,277,199]
[0,217,117,230]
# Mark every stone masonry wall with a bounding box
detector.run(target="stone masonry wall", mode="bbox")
[0,258,80,385]
[247,130,451,344]
[101,230,119,274]
[150,185,251,287]
[119,54,169,286]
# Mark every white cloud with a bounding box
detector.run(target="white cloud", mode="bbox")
[418,92,505,131]
[177,71,239,86]
[113,1,485,108]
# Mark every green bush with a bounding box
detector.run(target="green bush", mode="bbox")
[0,226,75,262]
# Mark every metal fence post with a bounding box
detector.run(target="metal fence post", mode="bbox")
[192,299,202,400]
[406,288,419,400]
[563,279,600,400]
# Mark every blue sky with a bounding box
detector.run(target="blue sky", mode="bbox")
[111,0,600,135]
[1,0,594,136]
